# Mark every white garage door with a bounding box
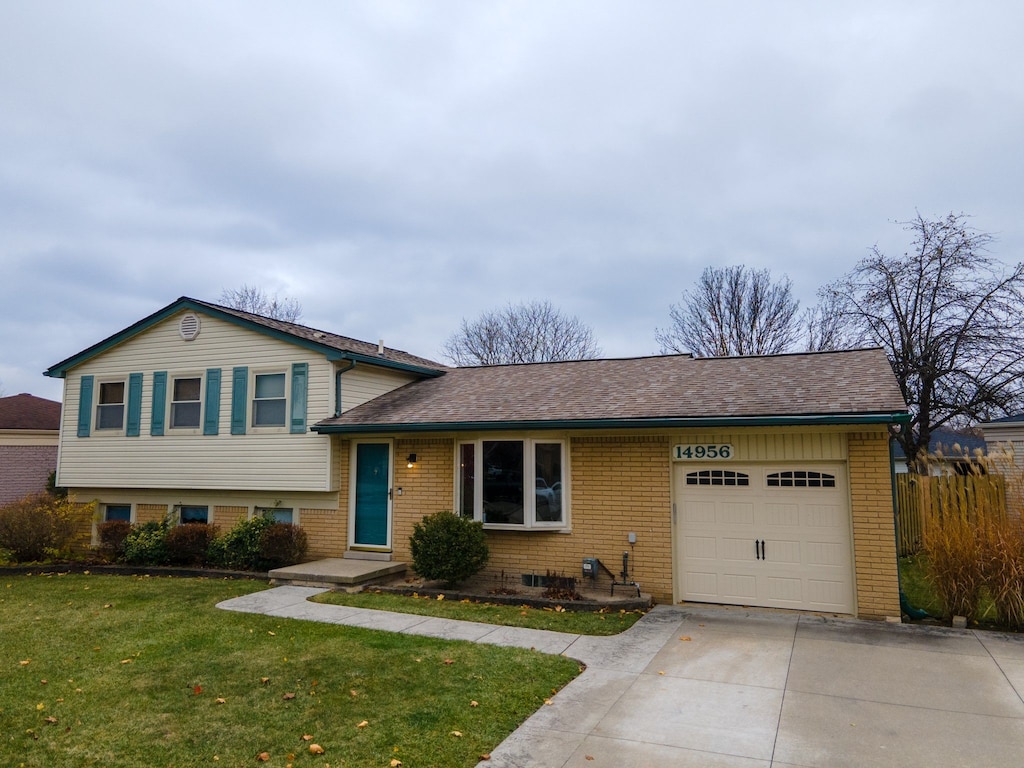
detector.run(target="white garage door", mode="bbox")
[675,464,854,613]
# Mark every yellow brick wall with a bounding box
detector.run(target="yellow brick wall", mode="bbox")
[306,440,350,559]
[213,506,248,529]
[136,503,168,524]
[848,430,901,619]
[391,438,456,560]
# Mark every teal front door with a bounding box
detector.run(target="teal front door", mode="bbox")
[354,442,390,547]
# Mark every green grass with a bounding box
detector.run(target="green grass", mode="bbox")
[0,573,581,768]
[899,554,997,622]
[311,589,645,635]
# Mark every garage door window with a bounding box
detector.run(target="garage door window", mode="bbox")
[766,471,836,488]
[686,470,749,486]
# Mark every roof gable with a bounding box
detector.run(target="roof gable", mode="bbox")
[45,297,447,379]
[0,393,61,431]
[315,348,909,433]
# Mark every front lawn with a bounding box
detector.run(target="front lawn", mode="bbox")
[0,574,581,768]
[312,589,645,636]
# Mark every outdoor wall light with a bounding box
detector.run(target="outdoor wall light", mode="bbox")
[406,453,417,469]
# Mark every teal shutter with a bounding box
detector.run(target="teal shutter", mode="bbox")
[151,371,167,436]
[126,372,143,437]
[231,366,248,435]
[204,368,222,435]
[77,375,94,437]
[290,362,308,434]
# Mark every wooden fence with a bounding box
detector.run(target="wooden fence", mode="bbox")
[895,473,1007,556]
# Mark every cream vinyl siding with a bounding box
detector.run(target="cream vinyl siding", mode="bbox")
[57,312,333,492]
[341,366,417,412]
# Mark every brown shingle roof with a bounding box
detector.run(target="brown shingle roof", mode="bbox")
[188,299,448,373]
[314,348,907,432]
[0,394,61,431]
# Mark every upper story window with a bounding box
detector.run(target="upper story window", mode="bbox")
[96,381,126,430]
[458,438,566,528]
[171,376,202,428]
[253,373,287,427]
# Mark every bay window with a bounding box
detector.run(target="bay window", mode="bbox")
[458,438,566,527]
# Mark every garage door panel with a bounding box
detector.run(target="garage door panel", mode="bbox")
[683,501,717,524]
[676,463,854,614]
[721,502,755,526]
[683,535,717,559]
[765,503,800,527]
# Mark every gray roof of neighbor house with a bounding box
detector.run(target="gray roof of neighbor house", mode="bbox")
[892,427,987,460]
[0,393,61,431]
[45,297,448,378]
[314,347,909,433]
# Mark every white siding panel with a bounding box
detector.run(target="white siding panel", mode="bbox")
[57,311,334,491]
[341,366,417,412]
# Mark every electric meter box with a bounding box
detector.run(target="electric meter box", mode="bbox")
[582,558,598,578]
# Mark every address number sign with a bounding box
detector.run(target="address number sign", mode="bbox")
[673,444,734,460]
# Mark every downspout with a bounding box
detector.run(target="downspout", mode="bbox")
[892,435,930,620]
[335,359,356,417]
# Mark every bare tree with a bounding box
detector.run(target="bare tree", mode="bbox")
[825,212,1024,472]
[800,291,865,352]
[656,266,801,356]
[219,285,303,323]
[443,300,601,366]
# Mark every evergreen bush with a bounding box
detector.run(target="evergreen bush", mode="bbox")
[207,515,274,571]
[123,520,171,565]
[409,511,489,588]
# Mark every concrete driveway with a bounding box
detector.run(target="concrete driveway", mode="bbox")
[218,588,1024,767]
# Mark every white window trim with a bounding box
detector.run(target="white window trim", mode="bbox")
[95,379,127,431]
[176,504,211,525]
[455,436,569,531]
[169,373,204,431]
[251,370,289,430]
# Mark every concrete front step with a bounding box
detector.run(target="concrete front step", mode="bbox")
[268,557,406,588]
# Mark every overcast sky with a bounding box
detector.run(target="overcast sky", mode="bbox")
[3,1,1023,402]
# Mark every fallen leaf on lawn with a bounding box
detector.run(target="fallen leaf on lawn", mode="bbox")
[36,703,44,711]
[286,753,295,760]
[257,751,270,762]
[544,699,553,706]
[40,679,47,685]
[19,659,30,666]
[443,659,455,665]
[44,716,58,724]
[282,692,296,700]
[470,700,479,707]
[450,731,463,737]
[260,677,270,685]
[268,631,276,636]
[309,744,325,754]
[301,734,313,741]
[104,604,112,609]
[216,697,226,704]
[436,594,444,601]
[391,759,403,767]
[120,659,132,664]
[356,720,368,729]
[680,636,691,641]
[350,689,358,697]
[478,755,491,762]
[193,685,203,695]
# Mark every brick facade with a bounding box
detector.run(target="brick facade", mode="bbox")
[0,445,57,505]
[848,431,902,619]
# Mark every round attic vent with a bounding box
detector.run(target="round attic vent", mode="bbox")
[179,313,201,341]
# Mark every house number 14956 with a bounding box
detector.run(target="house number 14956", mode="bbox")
[674,444,733,460]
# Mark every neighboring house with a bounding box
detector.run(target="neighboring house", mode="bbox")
[46,297,910,620]
[0,393,61,505]
[980,415,1024,467]
[892,427,988,475]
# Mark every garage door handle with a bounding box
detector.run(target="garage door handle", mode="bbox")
[755,539,766,560]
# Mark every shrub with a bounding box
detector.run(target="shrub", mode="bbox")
[922,508,986,622]
[259,523,309,569]
[208,515,274,571]
[123,520,171,565]
[97,520,132,560]
[166,522,218,566]
[0,492,81,562]
[981,516,1024,630]
[409,511,489,588]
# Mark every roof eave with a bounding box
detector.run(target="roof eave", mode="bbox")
[312,411,911,434]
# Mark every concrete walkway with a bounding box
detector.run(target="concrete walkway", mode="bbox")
[218,587,1024,767]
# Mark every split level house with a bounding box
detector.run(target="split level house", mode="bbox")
[46,297,910,619]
